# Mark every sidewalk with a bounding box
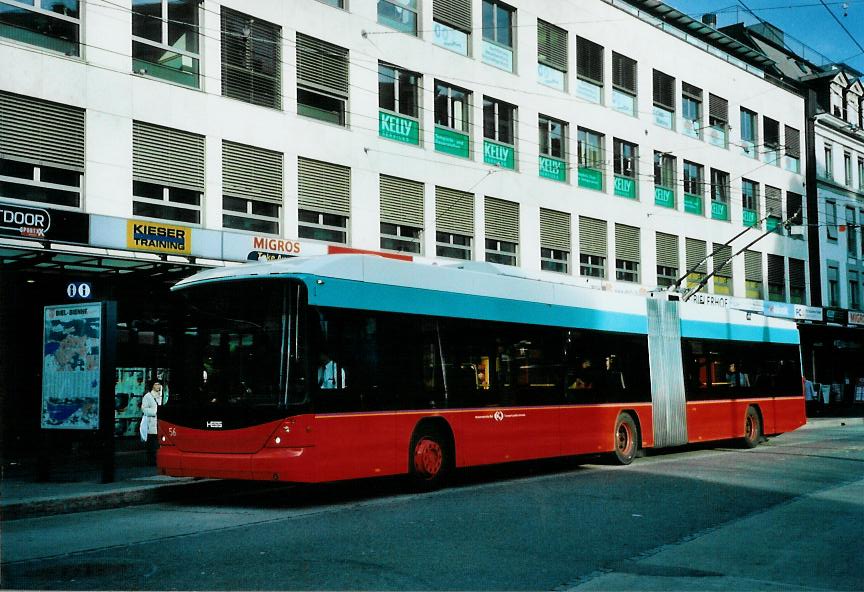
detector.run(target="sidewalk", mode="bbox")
[2,416,862,522]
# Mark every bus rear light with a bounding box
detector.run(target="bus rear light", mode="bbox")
[267,419,312,448]
[159,425,177,446]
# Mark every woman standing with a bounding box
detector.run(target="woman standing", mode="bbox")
[140,380,164,465]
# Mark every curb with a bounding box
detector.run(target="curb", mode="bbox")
[1,479,221,521]
[800,417,864,430]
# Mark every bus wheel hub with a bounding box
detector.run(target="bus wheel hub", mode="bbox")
[414,438,443,477]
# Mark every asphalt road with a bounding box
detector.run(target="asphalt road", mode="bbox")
[2,424,863,591]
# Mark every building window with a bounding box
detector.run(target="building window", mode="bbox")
[613,139,637,199]
[133,181,201,224]
[611,52,637,116]
[826,201,838,241]
[827,265,839,307]
[656,232,679,288]
[299,210,348,243]
[381,223,422,253]
[297,157,350,244]
[850,271,861,311]
[434,80,471,158]
[707,94,728,148]
[221,8,281,109]
[576,36,604,104]
[710,169,730,221]
[615,224,640,283]
[222,140,282,235]
[767,254,785,302]
[296,33,349,126]
[824,143,834,179]
[541,248,569,273]
[0,0,80,55]
[740,108,758,158]
[681,83,702,139]
[435,185,474,259]
[485,196,518,266]
[380,174,424,254]
[763,117,780,165]
[652,69,675,129]
[786,192,803,239]
[483,96,516,169]
[784,125,801,173]
[537,19,567,91]
[132,0,200,88]
[685,238,707,290]
[379,63,421,144]
[436,231,472,260]
[132,121,204,225]
[859,157,864,190]
[317,0,344,7]
[847,207,858,257]
[789,258,806,304]
[485,239,517,266]
[577,128,604,191]
[378,0,418,36]
[844,152,853,187]
[713,244,733,296]
[683,161,704,216]
[744,250,763,300]
[653,151,676,208]
[481,0,514,72]
[540,208,569,273]
[0,158,81,209]
[0,91,85,209]
[579,217,607,279]
[432,0,470,56]
[741,179,759,227]
[539,115,567,182]
[580,254,605,278]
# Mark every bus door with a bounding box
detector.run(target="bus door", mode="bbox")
[647,298,688,447]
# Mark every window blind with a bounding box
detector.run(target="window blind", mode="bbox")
[380,174,424,227]
[576,37,603,85]
[133,121,205,190]
[612,52,636,94]
[712,243,732,277]
[789,258,805,289]
[685,237,707,274]
[653,70,675,110]
[433,0,471,32]
[296,33,349,96]
[765,186,782,217]
[656,232,679,268]
[222,140,283,204]
[615,224,640,262]
[744,250,763,282]
[784,125,800,158]
[540,208,570,251]
[435,186,474,235]
[579,216,607,257]
[297,156,350,215]
[767,254,784,285]
[537,19,567,72]
[764,117,780,148]
[709,94,728,122]
[484,196,519,243]
[0,90,85,170]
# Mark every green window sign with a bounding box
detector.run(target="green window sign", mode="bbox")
[539,155,566,182]
[711,201,729,221]
[743,208,759,227]
[684,193,703,215]
[435,126,470,158]
[483,139,515,169]
[654,186,675,208]
[614,176,636,199]
[379,111,419,145]
[578,167,603,191]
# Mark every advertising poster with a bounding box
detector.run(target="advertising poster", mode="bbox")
[41,303,102,430]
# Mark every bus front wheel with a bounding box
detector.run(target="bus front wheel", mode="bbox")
[613,413,638,465]
[742,406,762,449]
[409,426,452,490]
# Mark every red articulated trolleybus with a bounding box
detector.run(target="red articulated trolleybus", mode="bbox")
[158,254,806,487]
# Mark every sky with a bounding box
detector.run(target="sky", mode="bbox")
[663,0,864,74]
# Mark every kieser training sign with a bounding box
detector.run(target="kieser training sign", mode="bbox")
[127,220,191,255]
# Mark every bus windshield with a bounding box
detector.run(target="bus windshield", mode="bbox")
[169,280,306,411]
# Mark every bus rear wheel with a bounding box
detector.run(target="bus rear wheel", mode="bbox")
[409,426,452,490]
[742,406,762,449]
[613,413,638,465]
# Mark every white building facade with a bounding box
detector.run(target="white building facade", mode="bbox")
[0,0,810,300]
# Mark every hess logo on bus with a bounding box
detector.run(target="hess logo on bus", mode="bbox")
[206,421,223,429]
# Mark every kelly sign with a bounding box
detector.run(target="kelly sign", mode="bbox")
[379,111,419,145]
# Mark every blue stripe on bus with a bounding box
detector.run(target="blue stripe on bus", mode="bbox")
[309,277,649,334]
[681,320,799,344]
